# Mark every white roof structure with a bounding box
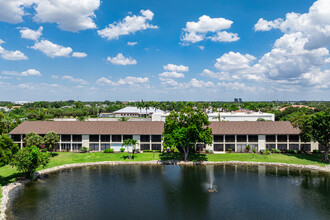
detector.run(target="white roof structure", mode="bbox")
[113,107,164,114]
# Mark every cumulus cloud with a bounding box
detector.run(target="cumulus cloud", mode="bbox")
[97,76,149,86]
[19,26,43,41]
[0,0,34,23]
[62,75,88,84]
[163,64,189,72]
[200,69,232,81]
[30,40,73,57]
[254,0,330,50]
[33,0,100,32]
[215,52,256,73]
[98,10,158,40]
[72,52,87,58]
[127,41,138,46]
[107,53,137,65]
[3,69,41,76]
[159,71,184,78]
[181,15,239,44]
[0,39,28,60]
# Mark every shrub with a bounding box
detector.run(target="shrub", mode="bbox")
[271,148,276,153]
[81,146,89,153]
[120,147,125,152]
[275,149,281,154]
[104,148,114,153]
[293,150,298,154]
[227,148,233,153]
[246,145,251,152]
[313,150,321,154]
[288,149,294,154]
[170,146,179,153]
[143,150,161,153]
[265,149,271,154]
[252,148,256,153]
[41,148,48,152]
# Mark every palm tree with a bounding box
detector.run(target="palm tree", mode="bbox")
[122,139,138,159]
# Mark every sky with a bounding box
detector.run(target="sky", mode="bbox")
[0,0,329,101]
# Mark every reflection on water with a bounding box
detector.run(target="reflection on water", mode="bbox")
[6,165,330,220]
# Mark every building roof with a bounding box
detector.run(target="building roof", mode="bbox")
[9,121,300,136]
[9,121,164,135]
[210,121,300,135]
[113,106,164,114]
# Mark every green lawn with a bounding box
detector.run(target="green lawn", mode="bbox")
[0,152,328,198]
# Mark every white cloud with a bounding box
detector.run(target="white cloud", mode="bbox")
[200,69,232,81]
[0,0,34,23]
[107,53,137,65]
[215,51,256,72]
[187,78,214,88]
[301,69,330,88]
[127,41,138,46]
[181,15,238,44]
[21,69,41,76]
[159,71,184,78]
[62,75,88,84]
[33,0,100,32]
[163,64,189,72]
[209,31,239,42]
[19,26,43,41]
[254,0,330,50]
[18,83,35,90]
[0,40,28,60]
[217,81,257,92]
[98,10,158,40]
[72,52,87,58]
[97,76,149,86]
[31,40,72,57]
[51,75,59,79]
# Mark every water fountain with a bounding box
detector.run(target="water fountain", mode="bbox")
[206,166,216,192]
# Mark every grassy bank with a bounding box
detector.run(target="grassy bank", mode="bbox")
[0,152,328,197]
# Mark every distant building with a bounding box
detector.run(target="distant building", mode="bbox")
[0,106,10,112]
[113,107,164,118]
[234,98,242,103]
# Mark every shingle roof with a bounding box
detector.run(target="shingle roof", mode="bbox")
[209,121,300,135]
[9,121,165,135]
[9,121,300,135]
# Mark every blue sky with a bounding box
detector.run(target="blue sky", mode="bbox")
[0,0,329,101]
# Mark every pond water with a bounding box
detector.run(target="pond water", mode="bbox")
[6,165,330,220]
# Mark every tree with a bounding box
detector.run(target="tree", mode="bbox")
[163,108,213,161]
[44,132,60,156]
[24,132,44,148]
[11,146,49,179]
[122,139,137,159]
[290,111,330,161]
[0,135,19,167]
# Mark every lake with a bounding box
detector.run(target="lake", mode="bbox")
[6,165,330,219]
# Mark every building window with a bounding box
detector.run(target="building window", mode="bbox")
[248,135,258,142]
[61,135,71,142]
[266,144,276,150]
[72,143,82,151]
[277,135,287,142]
[289,144,299,150]
[11,135,21,142]
[112,135,122,142]
[101,144,111,150]
[225,144,235,151]
[250,144,258,151]
[61,143,71,150]
[237,135,247,142]
[237,144,247,152]
[266,135,276,142]
[140,135,150,142]
[151,144,161,151]
[89,144,99,151]
[151,135,161,142]
[89,135,99,142]
[101,135,110,142]
[301,144,311,151]
[213,135,223,142]
[214,144,224,151]
[72,135,82,142]
[289,135,299,142]
[123,135,133,141]
[225,135,235,142]
[140,144,150,151]
[277,144,287,150]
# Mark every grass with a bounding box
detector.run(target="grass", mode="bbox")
[0,152,328,198]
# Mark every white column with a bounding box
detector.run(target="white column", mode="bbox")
[275,135,278,150]
[59,135,62,151]
[70,135,73,152]
[234,135,237,152]
[99,135,101,151]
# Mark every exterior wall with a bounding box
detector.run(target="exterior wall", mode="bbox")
[82,135,89,148]
[258,135,266,151]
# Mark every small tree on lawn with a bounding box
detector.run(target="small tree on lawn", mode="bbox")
[44,132,60,156]
[163,107,213,161]
[11,146,49,179]
[24,132,44,148]
[122,139,137,159]
[0,135,19,167]
[290,111,330,162]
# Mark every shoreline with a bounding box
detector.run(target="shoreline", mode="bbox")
[1,160,330,219]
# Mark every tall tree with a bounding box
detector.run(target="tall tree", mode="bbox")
[122,138,138,159]
[44,132,60,156]
[290,111,330,161]
[24,132,44,148]
[163,108,213,161]
[0,135,19,167]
